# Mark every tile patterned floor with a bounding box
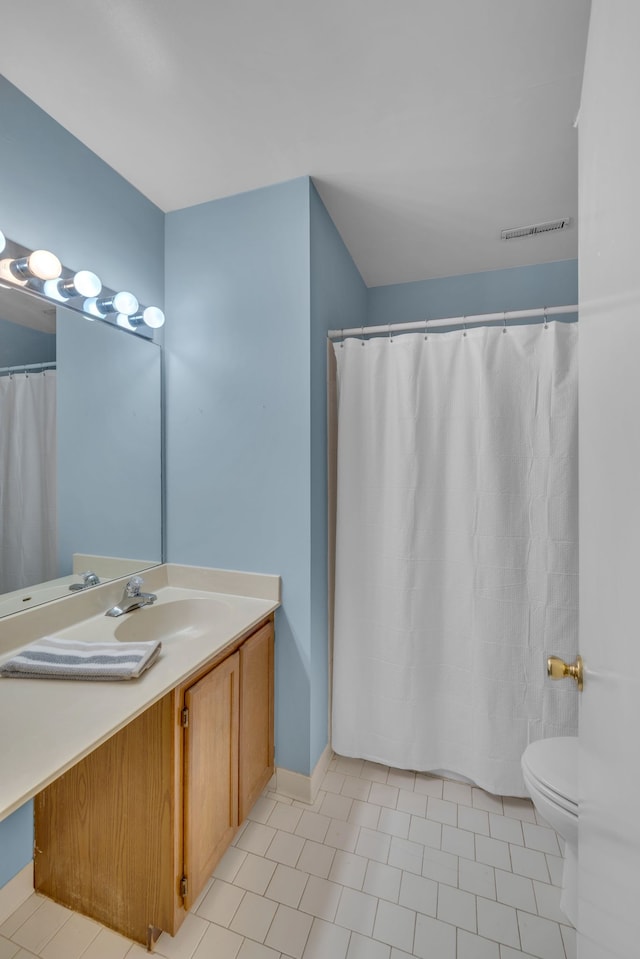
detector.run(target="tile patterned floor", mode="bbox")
[0,754,575,959]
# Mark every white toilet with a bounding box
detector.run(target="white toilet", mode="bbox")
[521,736,578,926]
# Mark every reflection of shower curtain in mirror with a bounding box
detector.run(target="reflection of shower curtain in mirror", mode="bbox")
[0,371,57,593]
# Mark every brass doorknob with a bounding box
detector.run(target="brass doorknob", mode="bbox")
[547,654,583,691]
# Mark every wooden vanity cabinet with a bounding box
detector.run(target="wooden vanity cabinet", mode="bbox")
[34,614,274,946]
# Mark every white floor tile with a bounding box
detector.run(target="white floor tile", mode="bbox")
[264,829,306,866]
[334,887,378,936]
[396,789,427,818]
[426,797,458,826]
[442,780,473,806]
[457,928,500,959]
[387,837,424,875]
[10,900,72,955]
[40,913,99,959]
[522,823,561,856]
[489,814,524,846]
[0,936,20,959]
[398,872,437,917]
[234,853,278,895]
[301,917,350,959]
[334,756,365,777]
[413,775,444,799]
[355,827,391,863]
[510,845,550,883]
[328,851,368,890]
[348,800,381,829]
[321,771,346,795]
[421,846,458,887]
[413,913,456,959]
[318,793,353,822]
[437,884,477,933]
[197,879,245,926]
[155,913,209,959]
[457,805,490,836]
[298,876,342,922]
[190,922,243,959]
[494,870,537,913]
[377,808,410,840]
[362,862,402,903]
[323,819,360,853]
[368,783,399,810]
[214,847,248,884]
[0,897,43,941]
[267,803,303,833]
[296,841,335,879]
[458,859,496,899]
[441,824,476,860]
[472,789,504,814]
[360,761,389,783]
[265,864,309,908]
[294,812,331,844]
[347,932,391,959]
[372,899,416,953]
[386,769,416,790]
[264,904,312,959]
[247,797,277,825]
[341,777,371,802]
[475,835,511,871]
[78,927,132,959]
[236,939,281,959]
[499,948,540,959]
[517,911,566,959]
[229,891,278,942]
[476,896,520,947]
[236,822,278,857]
[532,881,567,924]
[407,815,442,850]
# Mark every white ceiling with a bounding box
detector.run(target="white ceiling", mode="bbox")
[0,0,591,287]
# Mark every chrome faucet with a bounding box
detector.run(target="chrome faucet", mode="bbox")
[69,571,101,591]
[105,577,157,617]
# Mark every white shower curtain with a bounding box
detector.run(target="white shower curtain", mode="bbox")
[0,371,57,594]
[332,322,578,796]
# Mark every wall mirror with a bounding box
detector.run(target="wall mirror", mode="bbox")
[0,259,162,618]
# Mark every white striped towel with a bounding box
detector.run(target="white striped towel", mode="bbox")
[0,636,162,681]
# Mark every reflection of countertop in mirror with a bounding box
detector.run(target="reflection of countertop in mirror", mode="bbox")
[0,564,280,822]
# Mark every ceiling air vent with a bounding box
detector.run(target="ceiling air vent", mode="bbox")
[501,217,571,240]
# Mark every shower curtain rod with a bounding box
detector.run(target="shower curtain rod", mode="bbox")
[327,304,578,340]
[0,361,56,376]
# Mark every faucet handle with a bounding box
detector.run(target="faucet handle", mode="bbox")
[125,576,143,597]
[81,571,100,587]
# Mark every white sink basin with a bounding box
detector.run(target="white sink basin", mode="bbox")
[114,597,232,643]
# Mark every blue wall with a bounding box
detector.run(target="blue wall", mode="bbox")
[367,259,578,327]
[0,75,164,888]
[165,179,366,776]
[309,184,367,765]
[0,317,55,367]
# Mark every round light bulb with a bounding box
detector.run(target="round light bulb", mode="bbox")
[116,313,136,331]
[142,306,165,329]
[25,250,62,280]
[72,270,102,298]
[83,297,106,318]
[112,291,138,316]
[42,279,67,302]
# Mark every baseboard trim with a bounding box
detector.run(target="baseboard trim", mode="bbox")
[0,861,33,924]
[276,744,333,804]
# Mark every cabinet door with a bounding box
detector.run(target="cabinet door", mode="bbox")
[183,651,239,908]
[239,621,274,822]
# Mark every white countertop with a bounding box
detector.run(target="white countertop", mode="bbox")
[0,565,280,822]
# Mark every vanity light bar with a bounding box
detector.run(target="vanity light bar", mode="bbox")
[0,231,165,336]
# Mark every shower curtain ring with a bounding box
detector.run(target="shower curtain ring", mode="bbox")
[361,325,365,345]
[503,312,508,334]
[543,307,549,330]
[388,324,393,343]
[340,329,344,347]
[463,318,467,337]
[424,318,429,341]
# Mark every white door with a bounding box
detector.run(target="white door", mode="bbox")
[578,3,640,956]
